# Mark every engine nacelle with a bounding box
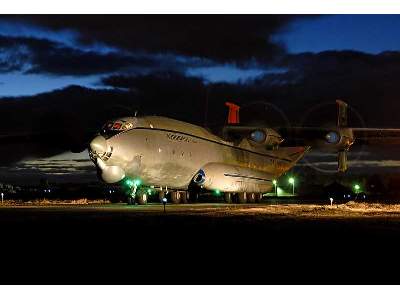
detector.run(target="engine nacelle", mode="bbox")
[323,128,354,151]
[248,128,283,148]
[192,163,272,193]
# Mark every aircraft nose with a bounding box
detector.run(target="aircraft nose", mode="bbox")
[90,135,108,155]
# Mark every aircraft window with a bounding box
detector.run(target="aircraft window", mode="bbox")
[112,123,122,130]
[101,120,134,139]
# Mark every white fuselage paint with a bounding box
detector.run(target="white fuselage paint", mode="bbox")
[95,116,308,193]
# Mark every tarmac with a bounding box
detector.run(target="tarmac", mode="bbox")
[0,201,399,284]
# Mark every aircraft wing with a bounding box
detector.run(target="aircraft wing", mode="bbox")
[276,127,400,146]
[351,128,400,145]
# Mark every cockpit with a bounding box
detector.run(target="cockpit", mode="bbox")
[100,117,138,139]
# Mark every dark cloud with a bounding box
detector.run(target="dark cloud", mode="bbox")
[100,50,400,129]
[250,50,400,127]
[3,15,310,64]
[0,35,161,75]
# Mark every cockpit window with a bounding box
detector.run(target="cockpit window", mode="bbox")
[101,119,134,139]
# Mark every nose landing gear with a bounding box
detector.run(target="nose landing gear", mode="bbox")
[127,183,138,205]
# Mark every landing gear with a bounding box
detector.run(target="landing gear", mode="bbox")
[170,191,186,204]
[238,192,247,204]
[127,184,137,205]
[171,191,180,204]
[127,196,135,205]
[224,192,232,204]
[255,193,263,203]
[248,193,256,203]
[181,191,189,204]
[137,192,148,205]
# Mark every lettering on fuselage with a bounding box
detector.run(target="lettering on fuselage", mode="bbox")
[166,133,197,143]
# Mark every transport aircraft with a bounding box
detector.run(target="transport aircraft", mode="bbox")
[89,100,400,204]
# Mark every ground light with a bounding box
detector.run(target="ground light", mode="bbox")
[162,197,167,213]
[354,184,361,200]
[272,180,278,196]
[214,189,221,196]
[288,177,295,196]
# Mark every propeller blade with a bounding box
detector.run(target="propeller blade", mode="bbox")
[336,99,348,128]
[338,150,348,172]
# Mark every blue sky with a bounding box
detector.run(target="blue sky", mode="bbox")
[274,15,400,54]
[0,73,101,97]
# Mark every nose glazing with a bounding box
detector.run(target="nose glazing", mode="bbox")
[90,135,108,156]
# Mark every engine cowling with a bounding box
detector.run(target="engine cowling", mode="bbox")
[192,163,272,193]
[322,128,354,151]
[248,128,283,148]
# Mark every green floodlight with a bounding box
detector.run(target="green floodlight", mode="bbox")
[147,188,152,195]
[354,184,361,200]
[272,179,278,197]
[133,179,141,186]
[124,179,133,187]
[214,189,221,196]
[288,177,295,196]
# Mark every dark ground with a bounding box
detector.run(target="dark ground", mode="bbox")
[1,202,400,284]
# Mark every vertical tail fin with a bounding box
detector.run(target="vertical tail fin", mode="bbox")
[225,102,240,124]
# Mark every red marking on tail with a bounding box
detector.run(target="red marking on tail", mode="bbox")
[225,102,240,124]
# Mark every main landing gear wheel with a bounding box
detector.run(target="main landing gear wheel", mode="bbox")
[255,193,263,203]
[137,192,148,205]
[127,196,135,205]
[180,191,188,204]
[170,191,189,204]
[238,192,247,204]
[248,193,257,203]
[171,191,181,204]
[224,193,232,204]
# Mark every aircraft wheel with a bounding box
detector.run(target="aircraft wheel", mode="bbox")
[180,191,188,204]
[127,196,135,205]
[137,193,147,205]
[238,192,247,204]
[248,193,256,203]
[255,193,263,203]
[224,193,232,204]
[171,191,181,204]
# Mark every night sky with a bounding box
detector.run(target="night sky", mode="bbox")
[1,15,400,183]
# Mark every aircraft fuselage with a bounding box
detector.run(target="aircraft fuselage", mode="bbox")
[90,116,308,193]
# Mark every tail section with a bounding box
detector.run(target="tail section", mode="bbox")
[225,102,240,124]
